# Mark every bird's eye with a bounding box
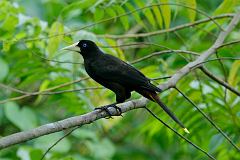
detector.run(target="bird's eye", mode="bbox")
[82,43,87,47]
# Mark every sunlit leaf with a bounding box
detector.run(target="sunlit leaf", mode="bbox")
[47,21,64,58]
[228,60,240,86]
[135,0,156,28]
[94,7,104,21]
[125,2,146,28]
[34,79,50,104]
[214,0,238,15]
[152,6,163,28]
[105,38,125,60]
[115,5,129,30]
[182,0,197,22]
[1,15,18,31]
[160,0,171,28]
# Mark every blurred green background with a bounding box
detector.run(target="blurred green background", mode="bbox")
[0,0,240,159]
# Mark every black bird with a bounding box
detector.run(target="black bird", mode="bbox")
[62,40,189,133]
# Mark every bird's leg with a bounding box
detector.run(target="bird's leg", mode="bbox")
[95,103,122,118]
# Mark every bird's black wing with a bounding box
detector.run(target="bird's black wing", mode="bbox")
[88,54,160,92]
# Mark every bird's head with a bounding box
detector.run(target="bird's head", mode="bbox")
[61,40,100,58]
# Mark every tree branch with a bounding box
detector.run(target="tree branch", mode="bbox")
[0,99,145,149]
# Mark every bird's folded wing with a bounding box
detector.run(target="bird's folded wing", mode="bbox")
[90,54,149,87]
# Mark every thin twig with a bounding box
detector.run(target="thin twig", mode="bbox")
[190,57,240,70]
[218,39,240,49]
[0,77,90,104]
[41,126,81,160]
[144,107,216,160]
[200,67,240,96]
[174,87,240,152]
[131,50,199,64]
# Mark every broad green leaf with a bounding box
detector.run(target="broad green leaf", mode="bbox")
[34,79,50,104]
[152,6,163,28]
[29,149,43,160]
[228,60,240,86]
[160,0,171,28]
[182,0,197,22]
[1,15,18,31]
[115,5,129,30]
[0,58,9,81]
[105,38,125,60]
[125,2,146,29]
[4,102,38,131]
[2,41,11,52]
[94,7,104,21]
[105,7,117,18]
[135,0,156,28]
[47,21,64,58]
[214,0,238,15]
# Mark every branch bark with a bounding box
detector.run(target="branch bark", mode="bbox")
[0,12,240,150]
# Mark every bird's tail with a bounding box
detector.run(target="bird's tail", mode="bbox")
[149,92,189,134]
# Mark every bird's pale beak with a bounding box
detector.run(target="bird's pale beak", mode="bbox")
[61,42,81,52]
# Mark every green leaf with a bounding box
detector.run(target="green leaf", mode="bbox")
[4,102,38,131]
[105,38,125,60]
[47,21,64,58]
[152,6,163,28]
[115,5,129,30]
[160,0,171,28]
[214,0,238,15]
[1,15,18,31]
[182,0,197,22]
[30,149,43,160]
[34,80,50,104]
[135,0,156,28]
[94,7,104,21]
[125,2,146,29]
[228,60,240,86]
[105,7,116,18]
[2,41,11,52]
[0,58,9,81]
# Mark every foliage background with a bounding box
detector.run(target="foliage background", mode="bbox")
[0,0,240,159]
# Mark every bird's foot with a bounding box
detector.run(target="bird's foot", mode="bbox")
[95,104,122,118]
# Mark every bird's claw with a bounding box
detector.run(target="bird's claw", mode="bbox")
[95,104,122,118]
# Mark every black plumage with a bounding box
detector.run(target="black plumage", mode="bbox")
[62,40,189,133]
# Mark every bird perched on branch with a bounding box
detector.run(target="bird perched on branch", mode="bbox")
[62,40,189,133]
